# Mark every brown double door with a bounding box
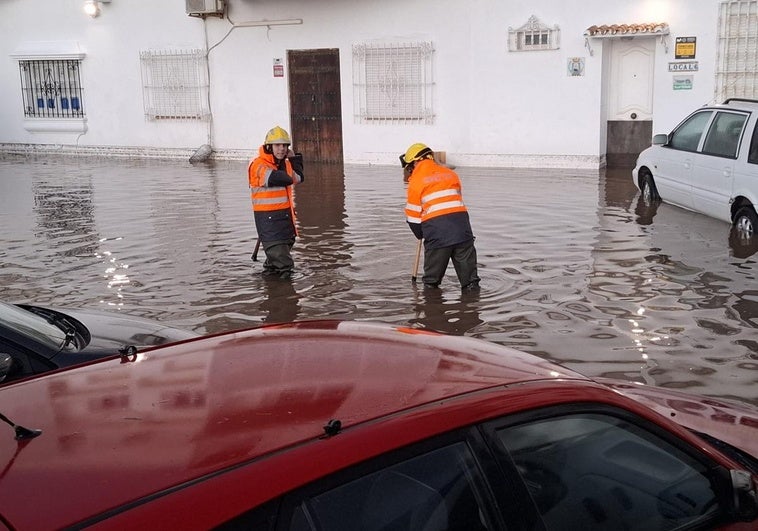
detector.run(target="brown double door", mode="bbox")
[288,49,343,164]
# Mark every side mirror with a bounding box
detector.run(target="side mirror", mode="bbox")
[731,469,758,522]
[0,353,13,383]
[652,133,669,146]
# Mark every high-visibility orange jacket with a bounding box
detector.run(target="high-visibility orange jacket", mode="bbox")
[405,158,474,249]
[248,146,303,241]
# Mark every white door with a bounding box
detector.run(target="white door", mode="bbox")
[608,38,655,121]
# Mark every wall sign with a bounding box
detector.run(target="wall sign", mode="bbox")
[669,61,698,72]
[675,37,696,59]
[273,58,284,78]
[673,75,693,90]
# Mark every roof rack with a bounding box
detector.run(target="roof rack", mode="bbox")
[723,98,758,105]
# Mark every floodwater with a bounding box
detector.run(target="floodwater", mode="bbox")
[1,155,757,406]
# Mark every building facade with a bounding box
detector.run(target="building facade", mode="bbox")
[0,0,756,168]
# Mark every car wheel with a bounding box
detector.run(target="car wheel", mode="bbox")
[734,206,758,237]
[640,172,660,203]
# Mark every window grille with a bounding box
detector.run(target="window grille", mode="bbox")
[508,15,560,52]
[18,59,85,118]
[352,42,434,124]
[716,1,758,101]
[139,49,209,120]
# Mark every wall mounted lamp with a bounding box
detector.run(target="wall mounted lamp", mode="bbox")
[84,0,111,18]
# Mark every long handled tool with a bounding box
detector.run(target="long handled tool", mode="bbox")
[251,239,261,261]
[411,239,422,283]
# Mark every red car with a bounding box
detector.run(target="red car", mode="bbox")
[0,321,756,530]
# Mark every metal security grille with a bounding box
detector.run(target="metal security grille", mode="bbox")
[140,49,209,120]
[352,42,434,124]
[18,59,85,118]
[716,1,758,101]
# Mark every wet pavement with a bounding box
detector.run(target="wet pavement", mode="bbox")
[0,155,756,406]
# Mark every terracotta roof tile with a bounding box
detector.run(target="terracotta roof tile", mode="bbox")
[584,22,669,37]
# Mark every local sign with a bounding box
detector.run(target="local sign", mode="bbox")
[669,61,698,72]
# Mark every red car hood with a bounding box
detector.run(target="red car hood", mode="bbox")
[597,378,758,458]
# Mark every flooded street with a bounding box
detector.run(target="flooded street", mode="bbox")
[1,155,756,406]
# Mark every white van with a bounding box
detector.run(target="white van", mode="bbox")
[632,98,758,236]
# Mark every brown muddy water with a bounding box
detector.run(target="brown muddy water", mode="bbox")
[1,155,756,406]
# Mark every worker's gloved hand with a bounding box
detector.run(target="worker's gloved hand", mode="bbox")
[289,153,304,176]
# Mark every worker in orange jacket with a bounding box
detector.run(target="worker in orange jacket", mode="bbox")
[248,126,304,279]
[401,143,480,290]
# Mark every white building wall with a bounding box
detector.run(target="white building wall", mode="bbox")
[0,0,724,168]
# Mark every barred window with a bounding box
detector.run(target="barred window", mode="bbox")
[139,49,210,120]
[18,59,85,118]
[508,15,560,52]
[716,1,758,101]
[352,42,434,124]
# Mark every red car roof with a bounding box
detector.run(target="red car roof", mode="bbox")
[0,321,588,528]
[1,320,754,529]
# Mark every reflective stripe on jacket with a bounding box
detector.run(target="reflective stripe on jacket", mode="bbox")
[248,146,298,239]
[248,146,295,212]
[405,159,473,249]
[405,159,467,224]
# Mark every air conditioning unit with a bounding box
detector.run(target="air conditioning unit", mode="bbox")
[186,0,225,17]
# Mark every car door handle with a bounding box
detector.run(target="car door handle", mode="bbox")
[684,161,692,170]
[724,167,732,177]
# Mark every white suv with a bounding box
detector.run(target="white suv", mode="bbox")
[632,98,758,236]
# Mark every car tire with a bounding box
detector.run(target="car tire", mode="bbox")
[734,206,758,237]
[640,172,660,203]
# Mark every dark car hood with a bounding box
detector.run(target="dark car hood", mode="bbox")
[53,307,198,357]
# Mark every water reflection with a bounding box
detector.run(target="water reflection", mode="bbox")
[260,277,301,324]
[409,287,483,336]
[0,157,756,406]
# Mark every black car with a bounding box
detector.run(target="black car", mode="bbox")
[0,301,197,383]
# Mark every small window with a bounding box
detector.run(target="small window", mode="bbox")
[352,42,435,124]
[669,111,714,151]
[139,49,210,120]
[18,59,85,119]
[496,412,720,530]
[702,111,747,158]
[508,15,560,52]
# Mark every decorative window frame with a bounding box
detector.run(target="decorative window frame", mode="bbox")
[352,41,435,124]
[139,49,210,120]
[508,15,560,52]
[10,41,87,133]
[715,0,758,101]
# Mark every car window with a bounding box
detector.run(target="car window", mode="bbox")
[0,302,66,350]
[495,412,720,531]
[669,111,713,152]
[748,123,758,164]
[285,443,492,531]
[702,111,747,158]
[0,340,57,382]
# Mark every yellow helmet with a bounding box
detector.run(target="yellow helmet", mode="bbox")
[264,126,291,145]
[404,143,433,164]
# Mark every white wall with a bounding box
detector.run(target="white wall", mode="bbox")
[0,0,723,168]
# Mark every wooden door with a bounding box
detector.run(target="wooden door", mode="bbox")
[288,49,343,164]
